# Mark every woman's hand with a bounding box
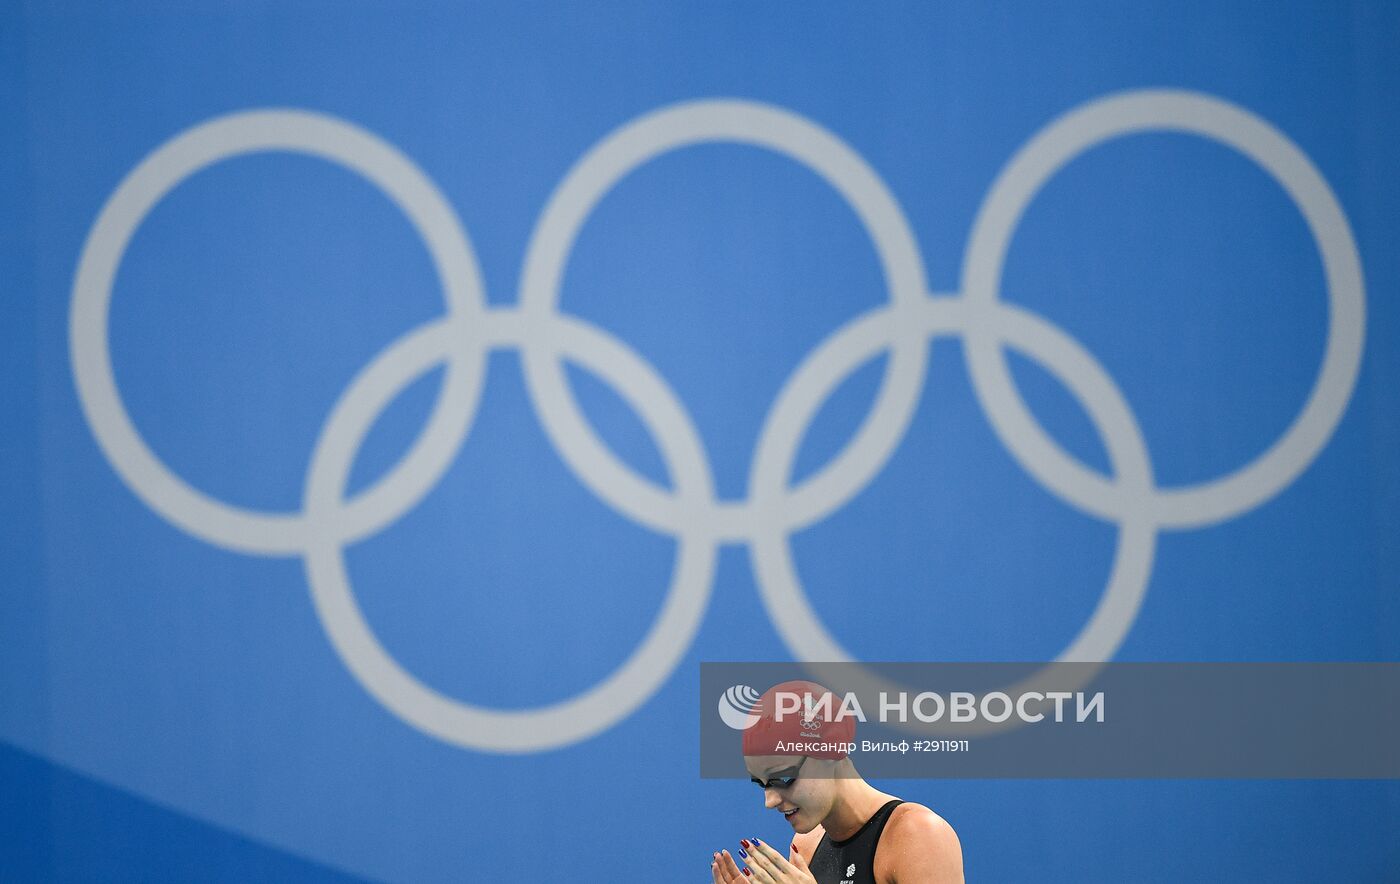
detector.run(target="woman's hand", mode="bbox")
[737,838,817,884]
[711,849,748,882]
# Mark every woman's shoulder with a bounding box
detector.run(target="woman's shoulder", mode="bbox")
[888,800,955,834]
[877,802,963,882]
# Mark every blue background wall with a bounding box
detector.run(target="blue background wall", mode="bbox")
[3,2,1399,880]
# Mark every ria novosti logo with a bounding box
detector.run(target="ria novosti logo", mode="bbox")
[718,685,763,730]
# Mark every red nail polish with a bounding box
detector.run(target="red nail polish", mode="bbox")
[740,839,750,848]
[743,870,752,877]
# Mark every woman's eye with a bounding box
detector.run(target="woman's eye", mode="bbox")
[751,774,797,788]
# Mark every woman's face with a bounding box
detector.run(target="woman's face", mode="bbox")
[744,755,834,834]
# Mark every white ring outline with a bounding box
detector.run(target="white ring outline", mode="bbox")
[69,110,489,555]
[962,90,1365,529]
[302,311,718,752]
[518,100,929,539]
[749,297,1156,734]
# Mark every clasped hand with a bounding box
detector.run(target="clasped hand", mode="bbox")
[711,838,816,884]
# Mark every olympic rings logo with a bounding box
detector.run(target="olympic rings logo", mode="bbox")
[69,90,1365,752]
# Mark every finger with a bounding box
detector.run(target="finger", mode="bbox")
[720,849,748,882]
[789,846,811,872]
[712,851,741,884]
[753,837,797,872]
[743,854,778,884]
[712,852,728,884]
[733,846,761,880]
[742,839,782,880]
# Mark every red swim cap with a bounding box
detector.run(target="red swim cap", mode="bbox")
[741,680,857,760]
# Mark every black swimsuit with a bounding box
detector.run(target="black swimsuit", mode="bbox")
[805,799,903,884]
